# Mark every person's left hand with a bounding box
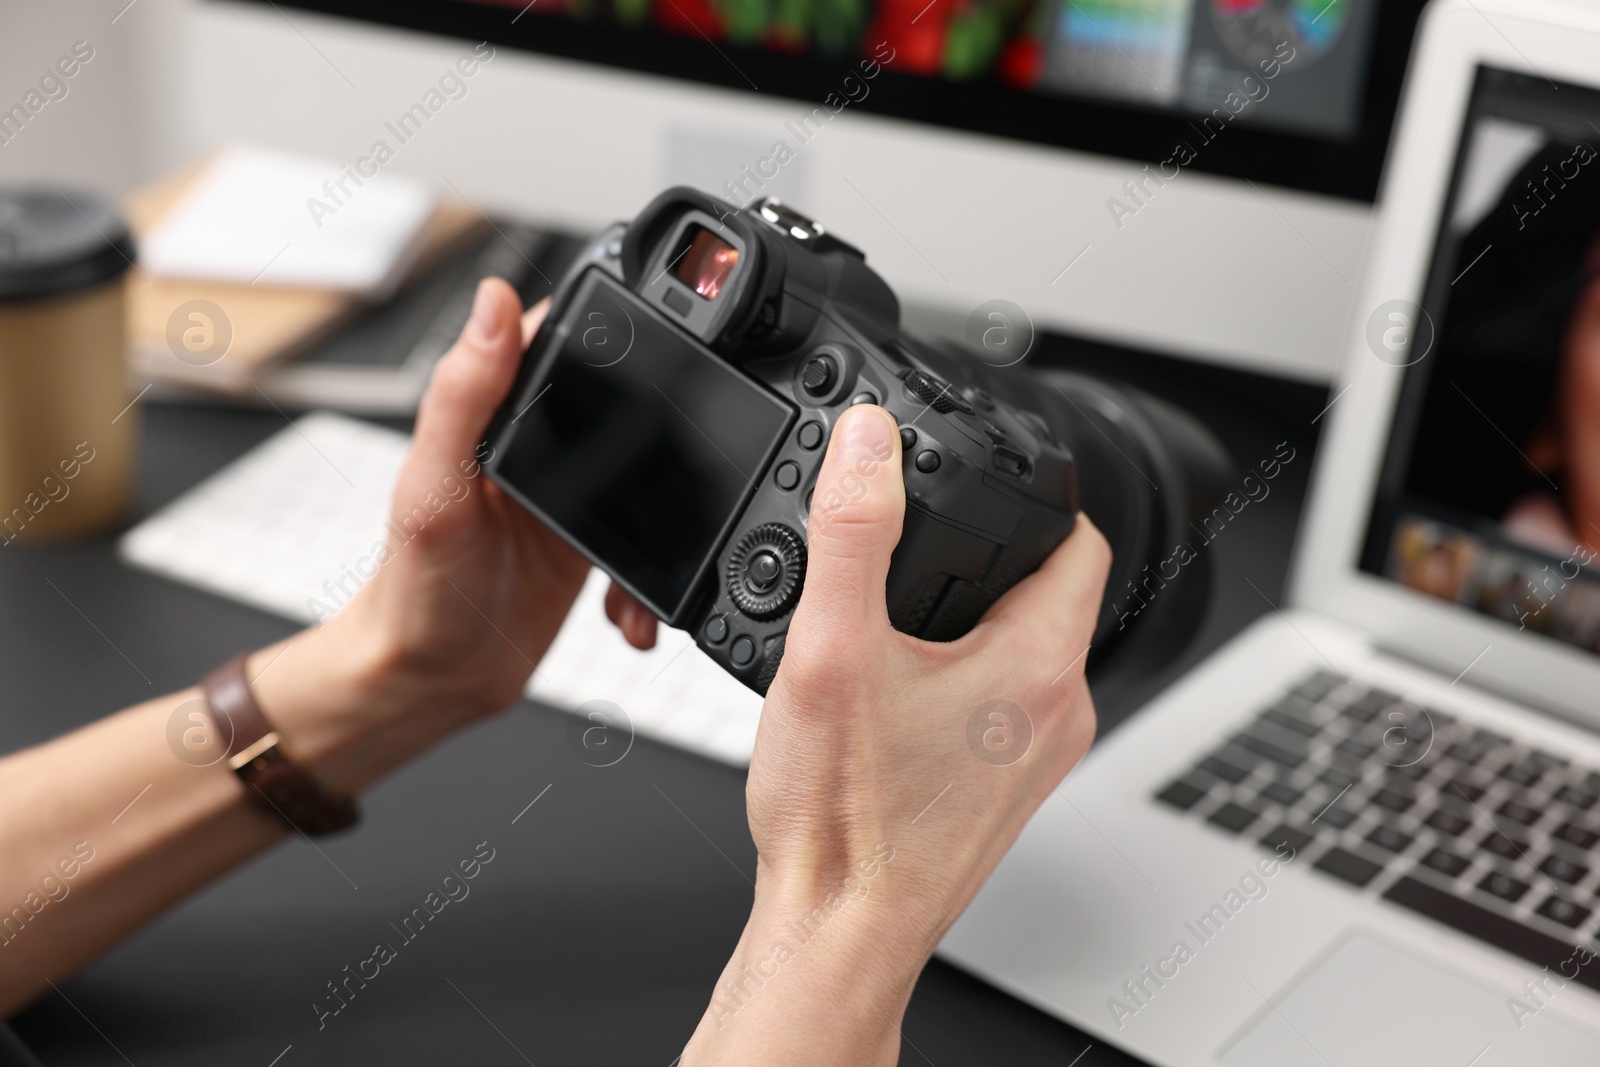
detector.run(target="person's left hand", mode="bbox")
[249,278,645,790]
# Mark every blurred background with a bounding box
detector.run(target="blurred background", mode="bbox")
[0,0,1396,379]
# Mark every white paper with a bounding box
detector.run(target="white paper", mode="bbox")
[139,144,437,296]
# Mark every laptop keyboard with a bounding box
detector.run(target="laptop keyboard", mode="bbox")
[1155,669,1600,990]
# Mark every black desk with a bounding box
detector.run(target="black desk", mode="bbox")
[3,339,1325,1066]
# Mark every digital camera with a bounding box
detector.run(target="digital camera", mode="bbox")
[484,188,1227,694]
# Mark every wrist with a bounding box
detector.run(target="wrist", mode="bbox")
[244,616,469,795]
[684,867,928,1065]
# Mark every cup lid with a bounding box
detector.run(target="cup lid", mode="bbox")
[0,187,135,303]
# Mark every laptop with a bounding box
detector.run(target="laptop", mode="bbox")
[939,1,1600,1064]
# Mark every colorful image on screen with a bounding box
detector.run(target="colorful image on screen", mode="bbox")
[464,0,1377,135]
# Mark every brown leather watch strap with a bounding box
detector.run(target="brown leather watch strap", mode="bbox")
[200,652,359,836]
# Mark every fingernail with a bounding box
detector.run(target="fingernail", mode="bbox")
[833,405,895,464]
[470,279,503,343]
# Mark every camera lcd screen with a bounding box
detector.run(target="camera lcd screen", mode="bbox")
[492,271,794,620]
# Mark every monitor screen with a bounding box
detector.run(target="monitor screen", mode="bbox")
[1361,67,1600,658]
[257,0,1429,199]
[490,271,794,619]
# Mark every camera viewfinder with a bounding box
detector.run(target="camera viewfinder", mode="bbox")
[675,227,740,300]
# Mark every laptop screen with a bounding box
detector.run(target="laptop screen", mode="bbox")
[1361,66,1600,658]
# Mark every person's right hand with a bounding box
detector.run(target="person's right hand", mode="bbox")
[684,404,1111,1066]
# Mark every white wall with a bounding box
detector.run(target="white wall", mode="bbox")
[0,0,187,191]
[1,0,1373,381]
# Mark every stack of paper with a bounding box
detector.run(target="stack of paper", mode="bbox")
[123,146,486,393]
[139,144,438,298]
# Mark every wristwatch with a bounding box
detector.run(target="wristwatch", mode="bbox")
[200,652,359,836]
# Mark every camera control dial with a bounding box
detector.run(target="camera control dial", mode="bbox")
[726,523,806,620]
[801,355,838,396]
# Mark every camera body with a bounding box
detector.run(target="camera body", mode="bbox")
[484,187,1081,694]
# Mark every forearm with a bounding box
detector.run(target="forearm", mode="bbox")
[0,680,283,1015]
[0,621,463,1016]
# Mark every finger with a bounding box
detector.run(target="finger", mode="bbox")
[521,297,550,348]
[625,601,658,649]
[793,404,905,636]
[605,582,658,650]
[974,513,1112,666]
[412,277,527,466]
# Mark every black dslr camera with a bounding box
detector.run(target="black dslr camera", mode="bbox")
[484,188,1227,694]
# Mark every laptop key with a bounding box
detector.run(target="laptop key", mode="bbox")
[1234,731,1306,769]
[1527,749,1570,772]
[1536,854,1589,884]
[1384,877,1600,995]
[1340,700,1386,724]
[1418,707,1454,729]
[1336,737,1377,760]
[1496,799,1541,826]
[1420,847,1471,877]
[1444,779,1486,803]
[1207,802,1260,834]
[1292,671,1342,702]
[1365,688,1403,708]
[1445,743,1485,766]
[1197,755,1251,785]
[1315,804,1359,830]
[1258,780,1303,807]
[1535,896,1592,928]
[1261,711,1324,739]
[1318,767,1359,790]
[1472,728,1512,749]
[1366,825,1414,854]
[1314,847,1385,887]
[1155,779,1208,812]
[1424,809,1471,836]
[1497,762,1543,788]
[1387,761,1434,782]
[1370,788,1416,814]
[1552,822,1600,850]
[1478,870,1531,903]
[1481,831,1530,860]
[1553,785,1598,811]
[1259,824,1315,857]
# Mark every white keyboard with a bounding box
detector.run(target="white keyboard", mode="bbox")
[120,412,763,766]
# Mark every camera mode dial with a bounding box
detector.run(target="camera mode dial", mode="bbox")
[902,369,974,416]
[726,523,806,620]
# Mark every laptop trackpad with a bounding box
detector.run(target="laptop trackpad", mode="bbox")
[1219,932,1600,1066]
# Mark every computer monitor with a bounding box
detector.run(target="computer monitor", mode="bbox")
[259,0,1423,199]
[189,0,1429,379]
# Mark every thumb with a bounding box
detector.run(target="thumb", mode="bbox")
[411,277,529,465]
[795,404,905,634]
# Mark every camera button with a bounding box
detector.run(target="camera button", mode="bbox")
[914,449,942,474]
[727,524,806,619]
[705,615,729,644]
[797,421,824,450]
[746,551,782,592]
[730,636,756,667]
[662,288,693,317]
[801,355,838,397]
[774,461,802,490]
[899,426,917,451]
[850,391,878,407]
